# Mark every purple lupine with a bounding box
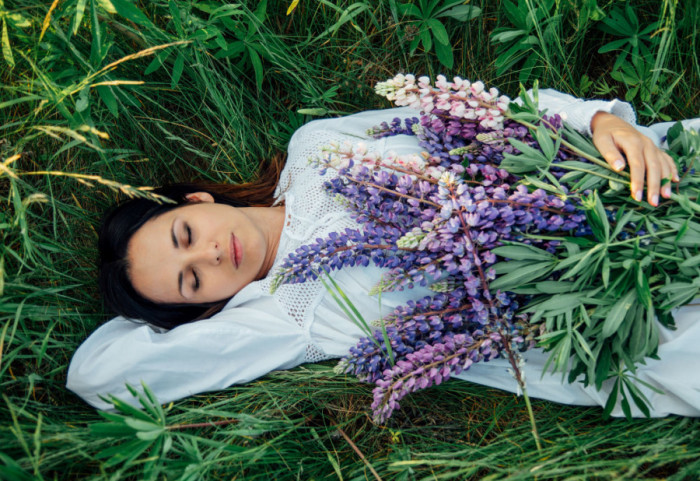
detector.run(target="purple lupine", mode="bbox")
[273,75,596,422]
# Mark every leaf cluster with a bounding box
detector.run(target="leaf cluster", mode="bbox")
[494,96,700,417]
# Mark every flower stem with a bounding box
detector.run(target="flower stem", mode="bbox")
[501,331,542,453]
[521,382,542,452]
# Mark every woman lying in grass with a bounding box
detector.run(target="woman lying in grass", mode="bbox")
[67,85,700,419]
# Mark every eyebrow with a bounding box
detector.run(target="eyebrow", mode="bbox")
[172,220,185,298]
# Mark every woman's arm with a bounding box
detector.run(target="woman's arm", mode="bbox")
[66,303,307,410]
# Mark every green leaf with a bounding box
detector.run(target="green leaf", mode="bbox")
[136,428,165,440]
[0,94,43,109]
[247,45,264,91]
[111,0,155,28]
[491,29,527,44]
[89,0,103,66]
[492,259,537,275]
[2,18,14,68]
[624,377,651,417]
[635,261,652,309]
[490,262,553,290]
[602,289,636,338]
[90,421,136,436]
[71,0,88,35]
[123,417,161,432]
[534,281,575,293]
[620,389,632,419]
[433,34,453,68]
[419,27,432,51]
[96,85,118,117]
[680,252,700,268]
[492,244,554,261]
[426,18,449,45]
[559,244,605,281]
[99,439,152,467]
[297,108,328,116]
[171,52,184,88]
[97,0,117,13]
[610,209,635,240]
[522,174,560,194]
[398,3,422,18]
[438,5,481,22]
[595,345,612,390]
[602,377,620,418]
[169,0,183,36]
[601,255,610,288]
[144,48,172,75]
[534,123,556,160]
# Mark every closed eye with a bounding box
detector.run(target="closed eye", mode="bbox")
[185,224,192,246]
[192,269,200,290]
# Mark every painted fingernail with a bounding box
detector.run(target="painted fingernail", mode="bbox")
[613,159,625,170]
[663,186,671,198]
[634,190,643,202]
[651,194,658,206]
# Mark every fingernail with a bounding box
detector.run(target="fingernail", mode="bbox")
[651,194,658,206]
[663,186,671,198]
[634,190,643,202]
[613,159,625,171]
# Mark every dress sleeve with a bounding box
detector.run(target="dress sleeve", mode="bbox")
[530,88,637,136]
[66,303,307,410]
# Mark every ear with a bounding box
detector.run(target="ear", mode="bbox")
[184,192,215,203]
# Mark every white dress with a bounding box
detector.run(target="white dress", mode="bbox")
[67,91,700,417]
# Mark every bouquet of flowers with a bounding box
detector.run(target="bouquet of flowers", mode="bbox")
[273,74,700,423]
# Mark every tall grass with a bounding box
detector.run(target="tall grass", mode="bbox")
[1,0,698,479]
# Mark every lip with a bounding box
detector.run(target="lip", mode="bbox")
[229,233,242,269]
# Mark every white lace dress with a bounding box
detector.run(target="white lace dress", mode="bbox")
[67,91,700,417]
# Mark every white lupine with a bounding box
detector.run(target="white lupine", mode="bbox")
[397,227,426,249]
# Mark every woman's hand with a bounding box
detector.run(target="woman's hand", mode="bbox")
[590,111,678,206]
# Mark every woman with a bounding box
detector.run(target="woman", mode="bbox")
[67,89,700,417]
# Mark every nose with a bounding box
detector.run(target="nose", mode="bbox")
[186,241,221,266]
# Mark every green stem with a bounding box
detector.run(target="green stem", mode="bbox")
[608,229,676,246]
[521,383,542,452]
[553,163,626,184]
[527,229,677,246]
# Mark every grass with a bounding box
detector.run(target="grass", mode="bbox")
[1,0,699,479]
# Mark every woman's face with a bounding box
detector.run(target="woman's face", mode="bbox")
[127,193,271,304]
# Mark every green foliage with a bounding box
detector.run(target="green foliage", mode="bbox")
[495,94,700,418]
[0,0,699,478]
[397,0,481,68]
[489,0,696,123]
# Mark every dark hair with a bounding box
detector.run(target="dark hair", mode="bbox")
[98,156,284,329]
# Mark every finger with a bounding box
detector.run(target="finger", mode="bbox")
[626,145,645,202]
[659,155,673,199]
[645,146,662,206]
[593,133,627,172]
[663,151,679,182]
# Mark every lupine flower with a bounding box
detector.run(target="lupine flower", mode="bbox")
[273,75,596,422]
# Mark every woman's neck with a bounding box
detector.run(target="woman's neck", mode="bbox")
[245,205,286,280]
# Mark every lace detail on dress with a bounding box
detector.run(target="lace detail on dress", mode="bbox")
[306,344,330,362]
[261,124,364,361]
